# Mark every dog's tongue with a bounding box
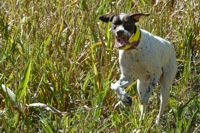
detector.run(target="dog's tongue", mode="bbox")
[115,37,129,48]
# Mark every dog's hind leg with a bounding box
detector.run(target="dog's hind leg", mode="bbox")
[137,80,149,120]
[137,69,162,121]
[156,57,177,124]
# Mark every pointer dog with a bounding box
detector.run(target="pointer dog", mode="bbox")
[99,13,177,124]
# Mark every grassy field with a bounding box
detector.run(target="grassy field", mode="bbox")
[0,0,199,132]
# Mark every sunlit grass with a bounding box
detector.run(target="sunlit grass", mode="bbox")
[0,0,199,132]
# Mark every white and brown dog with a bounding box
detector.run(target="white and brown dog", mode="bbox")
[99,13,177,124]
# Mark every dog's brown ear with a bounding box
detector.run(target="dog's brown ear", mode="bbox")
[99,14,117,23]
[130,13,150,22]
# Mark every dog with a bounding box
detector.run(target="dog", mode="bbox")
[99,13,177,124]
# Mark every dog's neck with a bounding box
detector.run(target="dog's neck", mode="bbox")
[118,25,141,50]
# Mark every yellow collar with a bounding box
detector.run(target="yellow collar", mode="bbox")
[120,25,141,50]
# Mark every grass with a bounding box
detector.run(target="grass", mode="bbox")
[0,0,199,132]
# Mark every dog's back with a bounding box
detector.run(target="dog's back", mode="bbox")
[139,29,176,67]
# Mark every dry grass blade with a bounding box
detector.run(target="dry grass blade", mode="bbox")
[27,103,66,115]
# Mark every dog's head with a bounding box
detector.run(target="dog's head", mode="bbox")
[99,13,150,48]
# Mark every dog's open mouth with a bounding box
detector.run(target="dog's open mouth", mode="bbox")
[115,36,130,48]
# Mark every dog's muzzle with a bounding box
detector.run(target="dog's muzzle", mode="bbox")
[116,26,141,50]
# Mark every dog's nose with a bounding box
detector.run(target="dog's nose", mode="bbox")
[117,30,124,36]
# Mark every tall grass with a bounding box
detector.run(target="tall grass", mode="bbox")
[0,0,199,132]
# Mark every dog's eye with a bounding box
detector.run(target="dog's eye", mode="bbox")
[112,25,117,30]
[124,22,132,30]
[111,23,117,30]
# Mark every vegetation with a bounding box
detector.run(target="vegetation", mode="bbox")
[0,0,199,132]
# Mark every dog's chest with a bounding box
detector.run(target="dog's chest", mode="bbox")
[119,49,151,81]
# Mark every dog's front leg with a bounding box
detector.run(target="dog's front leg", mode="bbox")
[111,76,133,106]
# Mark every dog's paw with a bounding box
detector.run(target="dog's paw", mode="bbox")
[121,94,132,106]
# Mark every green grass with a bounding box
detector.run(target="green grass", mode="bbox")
[0,0,199,132]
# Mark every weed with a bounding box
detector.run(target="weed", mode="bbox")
[0,0,199,132]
